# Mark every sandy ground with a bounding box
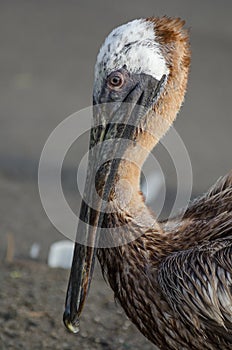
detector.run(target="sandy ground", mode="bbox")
[0,1,231,349]
[0,260,155,350]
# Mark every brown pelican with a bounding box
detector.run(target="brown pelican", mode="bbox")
[63,17,232,349]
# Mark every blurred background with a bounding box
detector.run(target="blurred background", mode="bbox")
[0,1,231,349]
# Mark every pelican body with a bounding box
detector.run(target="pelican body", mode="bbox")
[63,17,232,349]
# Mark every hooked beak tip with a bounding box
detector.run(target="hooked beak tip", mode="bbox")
[63,310,80,334]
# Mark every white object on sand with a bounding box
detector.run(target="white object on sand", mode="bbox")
[29,242,41,259]
[48,240,74,269]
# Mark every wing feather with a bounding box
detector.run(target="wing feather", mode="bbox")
[183,171,232,220]
[158,239,232,344]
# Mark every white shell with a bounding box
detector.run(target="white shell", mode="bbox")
[48,240,74,269]
[94,19,169,101]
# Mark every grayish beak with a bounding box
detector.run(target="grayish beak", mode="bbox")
[63,73,166,333]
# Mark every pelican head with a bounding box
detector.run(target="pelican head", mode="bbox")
[63,17,190,332]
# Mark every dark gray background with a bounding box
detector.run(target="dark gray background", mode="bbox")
[0,0,231,274]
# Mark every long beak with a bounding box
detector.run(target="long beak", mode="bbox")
[63,74,165,333]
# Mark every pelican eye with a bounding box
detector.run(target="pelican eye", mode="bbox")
[107,72,124,89]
